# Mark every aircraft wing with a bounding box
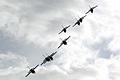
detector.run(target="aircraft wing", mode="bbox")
[41,59,47,65]
[85,9,90,14]
[93,5,98,9]
[72,22,77,27]
[58,29,63,34]
[82,15,87,19]
[72,24,76,27]
[50,51,57,57]
[58,42,63,49]
[66,25,71,29]
[25,71,31,77]
[65,36,71,41]
[33,64,39,69]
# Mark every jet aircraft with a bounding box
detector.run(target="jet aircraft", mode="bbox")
[85,5,98,14]
[72,15,87,27]
[25,64,39,77]
[58,36,71,48]
[72,18,80,27]
[41,51,57,65]
[58,25,71,34]
[79,15,87,23]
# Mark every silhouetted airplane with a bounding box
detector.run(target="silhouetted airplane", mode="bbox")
[72,18,80,27]
[58,25,71,34]
[58,36,71,48]
[85,5,98,14]
[79,15,87,23]
[72,15,87,27]
[41,51,57,65]
[25,64,39,77]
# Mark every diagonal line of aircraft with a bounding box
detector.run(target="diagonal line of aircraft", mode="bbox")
[25,5,98,77]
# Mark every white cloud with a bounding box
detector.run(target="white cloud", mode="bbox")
[0,0,120,80]
[0,52,28,68]
[0,52,28,77]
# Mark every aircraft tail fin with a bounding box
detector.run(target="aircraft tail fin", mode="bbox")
[41,62,44,65]
[27,66,30,69]
[60,38,63,41]
[46,53,49,56]
[61,25,64,28]
[75,18,78,21]
[89,5,91,8]
[42,55,46,58]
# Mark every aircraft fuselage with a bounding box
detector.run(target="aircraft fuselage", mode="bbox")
[63,41,67,45]
[77,21,80,25]
[30,69,35,73]
[46,57,51,61]
[49,56,53,60]
[63,29,66,33]
[90,9,93,13]
[79,18,82,22]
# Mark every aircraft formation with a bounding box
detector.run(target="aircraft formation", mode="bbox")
[25,5,98,77]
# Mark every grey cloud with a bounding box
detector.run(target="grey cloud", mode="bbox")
[0,52,28,69]
[0,31,57,65]
[89,37,113,58]
[0,0,120,80]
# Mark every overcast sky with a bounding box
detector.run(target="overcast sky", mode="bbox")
[0,0,120,80]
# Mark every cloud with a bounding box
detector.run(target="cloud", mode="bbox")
[1,54,120,80]
[0,52,28,68]
[0,0,120,80]
[0,52,28,77]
